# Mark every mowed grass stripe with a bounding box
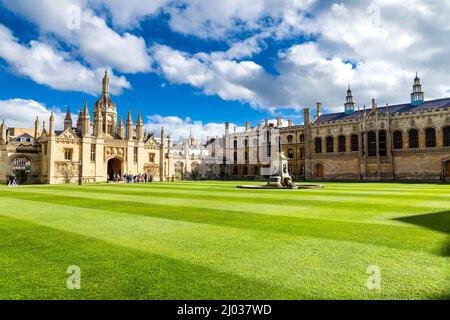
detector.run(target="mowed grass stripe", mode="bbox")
[0,215,302,300]
[1,199,448,300]
[70,183,450,201]
[0,190,447,255]
[11,186,449,222]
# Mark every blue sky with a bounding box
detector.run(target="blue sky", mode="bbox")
[0,0,449,141]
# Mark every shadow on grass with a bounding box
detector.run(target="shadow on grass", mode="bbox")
[395,211,450,300]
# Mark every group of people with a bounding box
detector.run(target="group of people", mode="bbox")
[124,173,150,183]
[108,172,151,183]
[7,174,17,187]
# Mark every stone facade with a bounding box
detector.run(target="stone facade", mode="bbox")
[0,72,180,184]
[224,75,450,181]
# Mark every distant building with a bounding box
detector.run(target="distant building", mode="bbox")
[223,74,450,181]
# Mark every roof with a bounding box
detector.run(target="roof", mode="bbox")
[11,133,34,142]
[315,97,450,124]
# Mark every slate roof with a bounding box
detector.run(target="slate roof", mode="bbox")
[315,97,450,124]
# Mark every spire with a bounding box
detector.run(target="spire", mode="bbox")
[344,86,355,114]
[117,116,124,139]
[64,106,72,130]
[49,112,55,136]
[102,70,109,95]
[0,118,6,144]
[83,100,89,117]
[126,110,133,140]
[82,101,90,136]
[136,112,143,142]
[34,116,40,142]
[411,72,424,106]
[94,103,103,137]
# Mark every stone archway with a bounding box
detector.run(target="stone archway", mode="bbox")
[315,164,324,178]
[107,158,123,181]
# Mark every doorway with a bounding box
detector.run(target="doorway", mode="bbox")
[315,164,324,178]
[107,158,122,181]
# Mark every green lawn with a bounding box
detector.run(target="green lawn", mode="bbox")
[0,181,449,300]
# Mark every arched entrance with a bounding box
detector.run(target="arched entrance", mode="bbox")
[315,164,324,178]
[445,161,450,180]
[11,156,32,184]
[107,158,122,181]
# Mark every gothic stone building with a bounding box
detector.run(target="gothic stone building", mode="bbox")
[0,72,174,184]
[224,75,450,181]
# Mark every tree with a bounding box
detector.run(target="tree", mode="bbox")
[60,162,77,184]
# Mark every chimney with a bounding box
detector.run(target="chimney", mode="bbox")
[304,108,310,126]
[288,120,293,127]
[224,122,230,136]
[372,98,377,109]
[246,121,250,131]
[316,102,322,117]
[277,116,282,128]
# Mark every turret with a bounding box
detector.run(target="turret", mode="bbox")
[304,108,310,126]
[344,86,355,115]
[136,112,143,142]
[34,116,40,143]
[411,72,424,106]
[277,116,282,128]
[316,102,322,117]
[49,112,55,136]
[126,110,133,141]
[64,106,72,130]
[0,119,6,144]
[246,121,250,131]
[82,101,90,136]
[94,103,103,137]
[117,116,124,139]
[76,109,83,133]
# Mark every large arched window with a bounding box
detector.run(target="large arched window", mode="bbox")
[288,148,294,158]
[393,131,403,149]
[351,134,359,152]
[378,130,387,156]
[233,139,238,149]
[425,128,436,148]
[11,156,31,171]
[326,136,334,153]
[244,139,248,147]
[338,135,346,153]
[444,127,450,147]
[233,151,237,163]
[409,129,419,148]
[315,138,322,153]
[287,135,293,143]
[244,151,249,161]
[243,166,248,175]
[299,134,305,143]
[368,131,377,157]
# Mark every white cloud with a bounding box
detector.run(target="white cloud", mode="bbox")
[144,114,243,143]
[0,99,69,130]
[166,0,315,39]
[1,0,152,73]
[1,0,450,116]
[152,44,286,108]
[89,0,169,28]
[0,24,131,95]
